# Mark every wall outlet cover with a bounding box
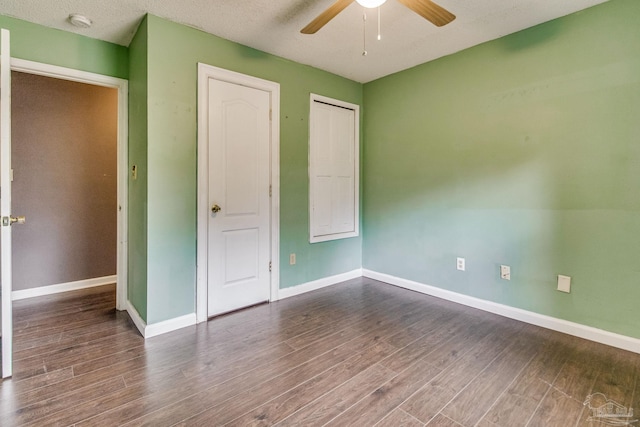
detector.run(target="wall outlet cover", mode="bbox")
[456,257,465,271]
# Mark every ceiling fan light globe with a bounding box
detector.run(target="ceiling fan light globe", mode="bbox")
[356,0,386,8]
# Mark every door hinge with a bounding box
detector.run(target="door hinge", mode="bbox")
[269,261,272,272]
[269,185,272,197]
[269,109,272,121]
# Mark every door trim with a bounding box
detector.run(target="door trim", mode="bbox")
[11,58,129,311]
[1,28,12,378]
[196,63,280,323]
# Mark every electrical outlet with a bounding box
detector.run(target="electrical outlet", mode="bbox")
[289,253,296,265]
[500,265,511,280]
[456,257,465,271]
[557,275,571,293]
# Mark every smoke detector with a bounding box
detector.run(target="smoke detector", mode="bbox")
[68,14,92,28]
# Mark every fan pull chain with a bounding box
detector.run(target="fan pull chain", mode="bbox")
[362,11,367,56]
[377,6,381,41]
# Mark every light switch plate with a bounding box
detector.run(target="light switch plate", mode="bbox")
[557,275,571,293]
[500,265,511,280]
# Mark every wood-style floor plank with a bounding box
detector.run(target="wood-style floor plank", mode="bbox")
[324,358,443,426]
[439,325,540,426]
[476,336,569,426]
[400,323,521,423]
[96,331,376,426]
[11,376,126,425]
[1,279,640,427]
[376,408,425,427]
[275,364,397,426]
[225,341,397,426]
[426,413,464,426]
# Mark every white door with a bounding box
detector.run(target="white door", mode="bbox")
[1,28,16,378]
[207,78,271,317]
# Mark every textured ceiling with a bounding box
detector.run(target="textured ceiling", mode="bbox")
[0,0,609,83]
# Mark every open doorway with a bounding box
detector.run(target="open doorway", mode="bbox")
[11,71,118,297]
[0,59,128,378]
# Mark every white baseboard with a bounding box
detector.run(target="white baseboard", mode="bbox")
[12,275,117,301]
[363,269,640,354]
[278,268,363,300]
[124,300,196,339]
[126,300,147,337]
[145,313,197,338]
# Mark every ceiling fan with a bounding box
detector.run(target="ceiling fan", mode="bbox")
[301,0,456,34]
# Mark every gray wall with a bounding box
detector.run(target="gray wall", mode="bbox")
[11,71,117,291]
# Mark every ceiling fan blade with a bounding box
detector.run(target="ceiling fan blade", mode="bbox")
[301,0,355,34]
[397,0,456,27]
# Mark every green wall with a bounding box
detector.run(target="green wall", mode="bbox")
[140,15,363,324]
[362,0,640,338]
[127,17,149,321]
[0,15,127,79]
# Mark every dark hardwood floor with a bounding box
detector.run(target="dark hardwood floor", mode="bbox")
[1,278,638,426]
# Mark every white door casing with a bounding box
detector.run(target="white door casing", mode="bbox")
[196,64,280,322]
[1,28,13,378]
[8,59,129,312]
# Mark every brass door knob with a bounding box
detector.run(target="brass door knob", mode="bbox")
[211,204,221,213]
[11,216,26,225]
[1,215,26,227]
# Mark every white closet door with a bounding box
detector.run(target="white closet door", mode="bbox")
[309,95,359,243]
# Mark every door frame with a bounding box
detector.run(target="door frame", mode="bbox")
[10,58,129,311]
[196,63,280,323]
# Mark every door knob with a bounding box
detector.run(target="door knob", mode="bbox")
[11,216,26,225]
[1,215,26,226]
[211,204,221,213]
